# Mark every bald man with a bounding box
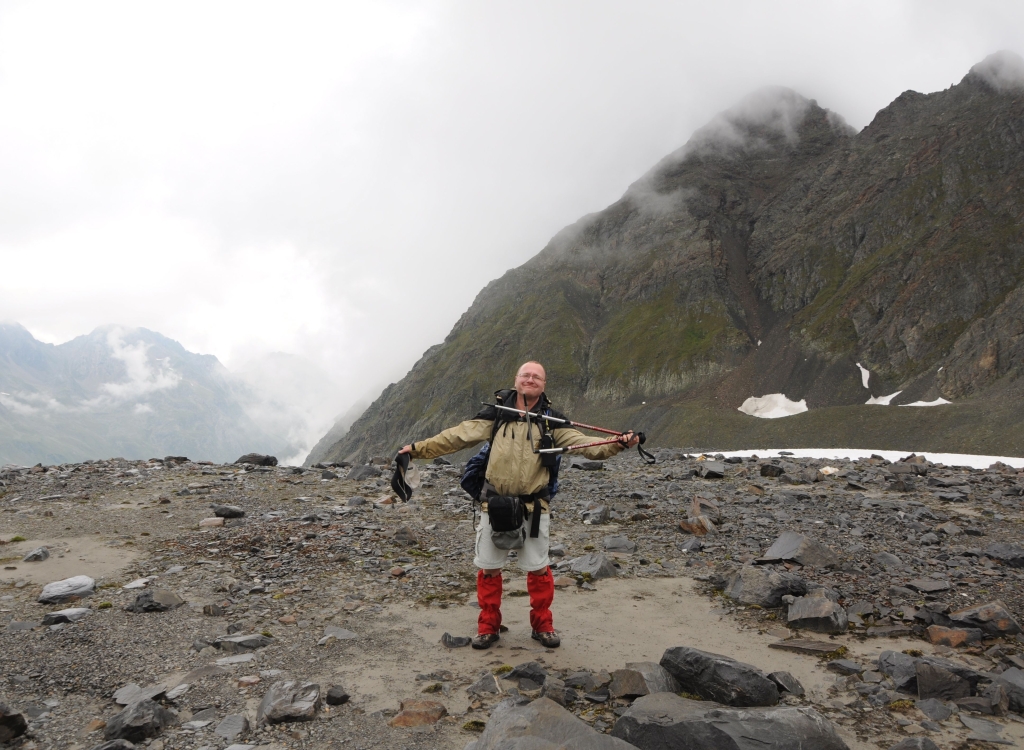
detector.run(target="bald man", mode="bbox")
[399,361,638,649]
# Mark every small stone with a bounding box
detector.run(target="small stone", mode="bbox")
[602,535,636,553]
[199,517,225,527]
[278,615,297,625]
[212,504,245,518]
[325,685,350,706]
[22,546,49,562]
[238,675,261,687]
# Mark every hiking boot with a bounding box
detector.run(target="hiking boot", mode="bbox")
[531,630,561,648]
[471,632,500,650]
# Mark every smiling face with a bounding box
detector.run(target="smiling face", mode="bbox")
[515,361,547,400]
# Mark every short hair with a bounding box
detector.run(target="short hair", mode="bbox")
[517,361,546,379]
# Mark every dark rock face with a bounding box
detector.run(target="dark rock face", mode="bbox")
[323,55,1024,463]
[464,696,636,750]
[103,699,177,742]
[660,647,778,707]
[0,702,28,742]
[724,566,807,608]
[610,692,849,750]
[236,453,278,466]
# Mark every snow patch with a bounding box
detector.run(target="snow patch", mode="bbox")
[738,393,808,419]
[900,398,951,407]
[866,391,902,405]
[855,362,870,388]
[716,448,1024,470]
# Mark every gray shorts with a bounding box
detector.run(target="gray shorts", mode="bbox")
[473,510,551,572]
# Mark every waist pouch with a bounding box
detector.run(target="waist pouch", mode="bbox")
[484,483,547,546]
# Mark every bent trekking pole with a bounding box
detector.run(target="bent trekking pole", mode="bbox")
[483,402,657,464]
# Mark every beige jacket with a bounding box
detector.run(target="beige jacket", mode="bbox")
[410,410,625,512]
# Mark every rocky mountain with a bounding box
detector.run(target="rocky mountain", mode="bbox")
[0,323,288,465]
[322,52,1024,463]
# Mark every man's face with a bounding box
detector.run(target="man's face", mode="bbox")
[515,363,546,399]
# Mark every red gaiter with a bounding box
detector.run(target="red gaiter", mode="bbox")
[527,566,555,633]
[476,570,503,635]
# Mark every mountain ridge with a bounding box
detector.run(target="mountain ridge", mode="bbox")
[319,52,1024,463]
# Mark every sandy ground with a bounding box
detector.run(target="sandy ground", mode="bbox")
[0,535,139,583]
[293,576,1024,750]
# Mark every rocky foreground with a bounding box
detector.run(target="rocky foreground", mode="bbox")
[2,449,1024,749]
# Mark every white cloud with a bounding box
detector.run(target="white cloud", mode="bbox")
[98,329,180,402]
[970,50,1024,91]
[738,393,808,419]
[133,403,154,415]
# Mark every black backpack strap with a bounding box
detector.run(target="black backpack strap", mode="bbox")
[529,495,543,538]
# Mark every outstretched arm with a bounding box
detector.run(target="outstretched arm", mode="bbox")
[400,419,492,460]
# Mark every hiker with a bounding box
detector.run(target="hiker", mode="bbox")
[398,361,639,649]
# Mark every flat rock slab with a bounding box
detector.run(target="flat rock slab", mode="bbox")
[464,696,635,750]
[985,543,1024,567]
[125,589,184,613]
[388,699,447,727]
[42,607,91,626]
[757,531,839,568]
[660,646,778,707]
[113,683,167,706]
[906,578,950,593]
[214,714,250,741]
[768,639,840,656]
[611,692,850,750]
[960,714,1014,745]
[38,575,95,604]
[878,651,982,694]
[104,698,177,742]
[215,633,273,652]
[257,681,321,725]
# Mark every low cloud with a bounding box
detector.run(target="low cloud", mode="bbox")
[970,50,1024,92]
[97,328,181,402]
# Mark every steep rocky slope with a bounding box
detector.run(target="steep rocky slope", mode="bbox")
[321,53,1024,464]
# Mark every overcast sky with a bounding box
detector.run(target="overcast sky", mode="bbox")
[2,0,1022,419]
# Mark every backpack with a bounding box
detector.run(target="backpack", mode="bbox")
[459,391,561,502]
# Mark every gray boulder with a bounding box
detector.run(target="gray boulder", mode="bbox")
[948,599,1022,636]
[757,532,839,568]
[212,504,245,518]
[877,651,982,694]
[104,698,177,742]
[989,667,1024,714]
[236,453,277,466]
[38,575,95,603]
[569,552,618,580]
[985,543,1024,568]
[660,646,778,707]
[125,589,184,613]
[88,741,137,750]
[582,505,611,524]
[611,692,849,750]
[22,546,49,562]
[724,566,808,608]
[699,461,726,479]
[915,662,969,701]
[464,696,635,750]
[347,465,380,481]
[787,590,848,634]
[572,460,605,471]
[257,681,321,724]
[214,713,250,741]
[0,702,28,742]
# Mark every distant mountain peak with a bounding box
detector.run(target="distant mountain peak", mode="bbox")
[968,50,1024,92]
